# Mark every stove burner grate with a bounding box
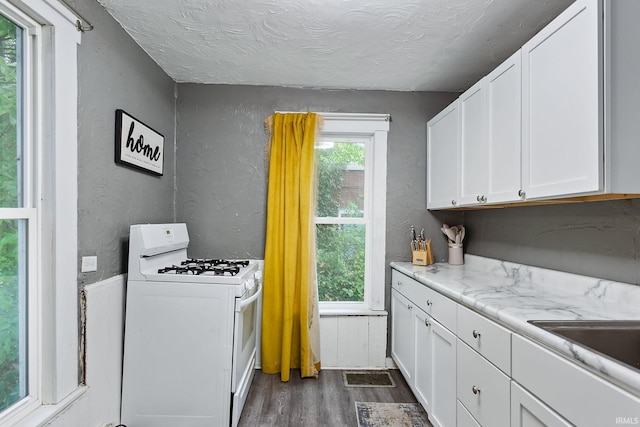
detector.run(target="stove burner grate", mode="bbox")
[158,259,249,276]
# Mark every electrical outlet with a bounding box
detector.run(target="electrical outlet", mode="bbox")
[81,256,98,272]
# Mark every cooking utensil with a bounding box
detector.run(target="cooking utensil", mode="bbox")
[442,227,457,243]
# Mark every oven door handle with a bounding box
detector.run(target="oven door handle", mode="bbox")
[239,280,262,310]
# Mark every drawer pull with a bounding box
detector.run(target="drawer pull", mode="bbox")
[472,329,481,339]
[472,385,481,395]
[426,300,433,306]
[424,318,431,327]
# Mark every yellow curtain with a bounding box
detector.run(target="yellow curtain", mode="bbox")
[262,112,321,382]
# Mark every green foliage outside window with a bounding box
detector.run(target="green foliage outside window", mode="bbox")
[316,142,366,302]
[0,15,22,412]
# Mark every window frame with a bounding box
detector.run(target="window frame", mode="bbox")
[316,113,388,313]
[0,0,79,424]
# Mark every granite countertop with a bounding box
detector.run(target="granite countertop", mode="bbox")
[390,254,640,395]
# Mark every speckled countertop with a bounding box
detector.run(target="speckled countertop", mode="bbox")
[390,254,640,395]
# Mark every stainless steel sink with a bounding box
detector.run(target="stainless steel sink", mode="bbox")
[528,320,640,372]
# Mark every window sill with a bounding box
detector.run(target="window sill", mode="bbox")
[5,386,88,427]
[319,307,388,316]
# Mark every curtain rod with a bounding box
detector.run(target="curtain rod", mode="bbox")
[58,0,94,32]
[275,111,391,122]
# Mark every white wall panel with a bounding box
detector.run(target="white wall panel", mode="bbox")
[319,314,387,369]
[45,275,125,427]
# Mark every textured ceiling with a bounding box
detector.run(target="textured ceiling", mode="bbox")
[97,0,575,92]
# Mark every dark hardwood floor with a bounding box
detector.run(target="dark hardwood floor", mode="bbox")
[238,369,427,427]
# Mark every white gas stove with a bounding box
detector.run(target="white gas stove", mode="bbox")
[121,223,261,427]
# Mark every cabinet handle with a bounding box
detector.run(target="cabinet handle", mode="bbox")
[426,300,433,306]
[472,329,481,338]
[424,318,431,327]
[472,385,481,395]
[518,189,526,198]
[451,200,457,206]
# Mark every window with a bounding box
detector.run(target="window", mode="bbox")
[0,11,31,413]
[315,113,389,312]
[0,0,79,423]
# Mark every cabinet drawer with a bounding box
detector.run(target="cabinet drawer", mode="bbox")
[391,270,456,331]
[457,400,481,427]
[457,340,510,427]
[512,334,640,427]
[457,304,511,374]
[511,381,572,427]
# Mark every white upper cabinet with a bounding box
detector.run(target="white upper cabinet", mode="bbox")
[427,0,640,210]
[459,51,523,206]
[487,51,523,204]
[459,80,488,206]
[522,0,601,199]
[427,101,459,209]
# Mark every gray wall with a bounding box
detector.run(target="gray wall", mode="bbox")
[73,0,176,285]
[175,84,460,303]
[464,199,640,285]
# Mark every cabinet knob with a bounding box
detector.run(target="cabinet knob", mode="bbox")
[397,281,402,286]
[408,304,413,310]
[476,195,481,202]
[472,329,481,339]
[472,385,481,395]
[426,300,433,306]
[480,195,487,203]
[451,200,457,206]
[424,318,431,327]
[518,189,526,198]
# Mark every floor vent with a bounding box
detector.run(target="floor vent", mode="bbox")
[343,371,396,387]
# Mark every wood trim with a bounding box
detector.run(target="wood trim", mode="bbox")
[438,193,640,210]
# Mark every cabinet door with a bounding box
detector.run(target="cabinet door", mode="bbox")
[511,382,572,427]
[522,0,602,199]
[427,100,459,209]
[414,310,456,427]
[487,50,523,204]
[391,289,414,385]
[428,317,457,427]
[459,79,488,206]
[413,308,431,411]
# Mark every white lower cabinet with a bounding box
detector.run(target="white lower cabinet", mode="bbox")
[457,340,510,427]
[511,382,571,427]
[390,289,414,383]
[413,307,430,407]
[512,334,640,426]
[457,400,481,427]
[392,268,640,427]
[391,273,456,427]
[414,308,456,427]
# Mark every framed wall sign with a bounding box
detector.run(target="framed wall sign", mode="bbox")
[115,109,164,176]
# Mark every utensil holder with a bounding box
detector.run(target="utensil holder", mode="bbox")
[448,243,464,265]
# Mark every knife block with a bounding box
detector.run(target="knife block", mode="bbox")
[411,241,434,266]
